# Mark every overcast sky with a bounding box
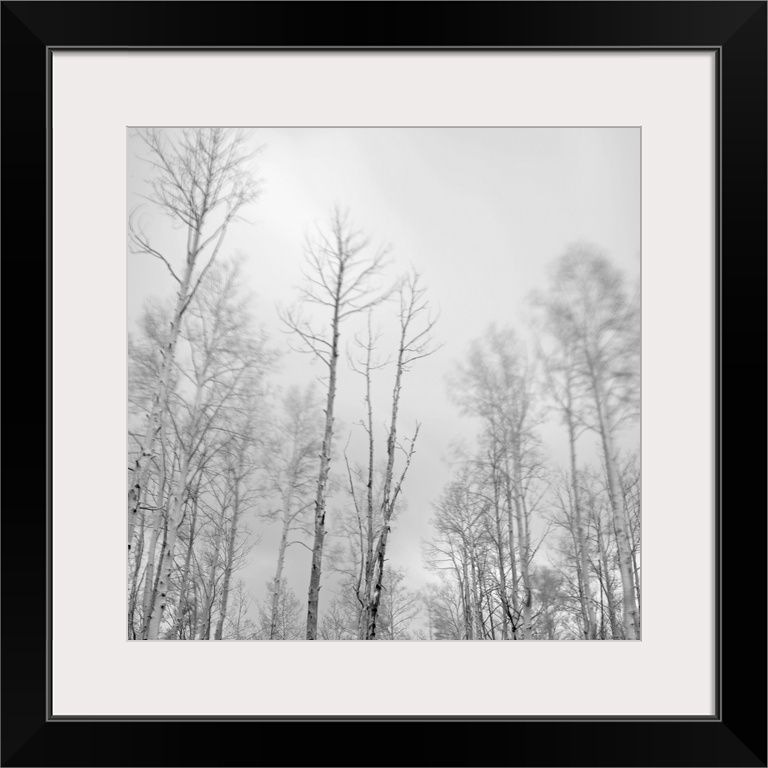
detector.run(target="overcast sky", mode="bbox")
[127,127,640,625]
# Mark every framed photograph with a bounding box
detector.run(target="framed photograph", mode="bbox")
[3,1,764,765]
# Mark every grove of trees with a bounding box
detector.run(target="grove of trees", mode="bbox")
[128,128,641,641]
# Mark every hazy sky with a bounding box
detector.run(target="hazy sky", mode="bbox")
[127,127,640,626]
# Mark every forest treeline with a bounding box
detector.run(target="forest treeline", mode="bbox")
[127,128,640,641]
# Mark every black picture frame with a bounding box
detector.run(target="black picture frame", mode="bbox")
[2,2,765,766]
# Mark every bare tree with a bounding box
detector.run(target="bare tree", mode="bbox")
[538,245,640,639]
[450,326,542,638]
[127,127,259,568]
[425,469,494,640]
[344,311,387,639]
[281,207,391,640]
[342,274,439,639]
[619,453,641,615]
[366,275,438,639]
[142,259,271,639]
[585,475,622,639]
[544,468,601,639]
[535,329,598,639]
[127,305,175,639]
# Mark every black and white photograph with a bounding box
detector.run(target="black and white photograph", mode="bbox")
[127,126,641,642]
[4,0,759,758]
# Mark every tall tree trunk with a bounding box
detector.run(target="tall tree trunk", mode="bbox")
[365,333,405,640]
[503,458,520,639]
[621,482,642,628]
[595,409,639,638]
[566,404,597,639]
[478,562,493,639]
[571,525,590,637]
[191,580,199,640]
[492,467,509,640]
[366,522,390,639]
[586,360,639,639]
[128,510,146,639]
[128,259,195,552]
[512,440,532,639]
[461,555,472,639]
[626,511,641,631]
[595,508,620,639]
[596,561,607,639]
[365,280,433,640]
[146,514,170,639]
[140,507,165,639]
[133,426,168,638]
[470,546,484,640]
[147,464,189,639]
[358,318,377,640]
[365,422,419,638]
[306,266,343,640]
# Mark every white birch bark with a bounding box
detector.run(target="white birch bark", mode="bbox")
[305,298,339,640]
[128,128,257,560]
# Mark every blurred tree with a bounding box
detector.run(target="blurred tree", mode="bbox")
[538,245,640,639]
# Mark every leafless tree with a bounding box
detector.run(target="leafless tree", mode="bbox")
[537,245,640,639]
[134,259,272,639]
[449,326,543,638]
[281,206,392,639]
[535,331,598,639]
[127,128,259,572]
[343,274,440,639]
[424,469,494,640]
